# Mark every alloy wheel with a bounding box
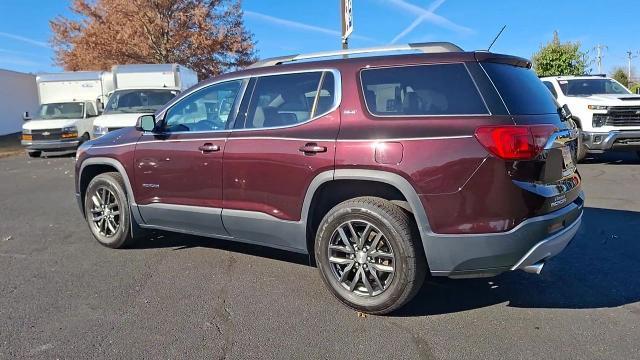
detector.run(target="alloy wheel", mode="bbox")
[327,220,395,297]
[89,186,120,237]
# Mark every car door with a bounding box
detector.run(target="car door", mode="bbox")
[133,79,246,237]
[222,70,341,251]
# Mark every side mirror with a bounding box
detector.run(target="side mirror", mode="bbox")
[22,111,31,121]
[560,104,572,120]
[136,114,156,132]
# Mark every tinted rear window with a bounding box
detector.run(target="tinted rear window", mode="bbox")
[482,62,558,115]
[360,63,488,116]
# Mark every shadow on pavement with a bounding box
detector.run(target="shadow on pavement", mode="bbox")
[131,231,311,267]
[127,206,639,316]
[580,151,640,165]
[396,206,640,316]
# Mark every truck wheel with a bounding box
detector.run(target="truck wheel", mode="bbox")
[315,196,426,315]
[576,131,587,162]
[27,151,41,158]
[84,172,135,249]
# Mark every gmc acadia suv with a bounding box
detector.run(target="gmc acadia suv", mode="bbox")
[74,42,584,314]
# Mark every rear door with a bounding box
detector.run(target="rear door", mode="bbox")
[222,70,340,251]
[133,79,245,236]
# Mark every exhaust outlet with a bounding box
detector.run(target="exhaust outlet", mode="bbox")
[523,262,545,275]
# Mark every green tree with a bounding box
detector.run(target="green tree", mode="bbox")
[532,31,590,76]
[611,67,629,87]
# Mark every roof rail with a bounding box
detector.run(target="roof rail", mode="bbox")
[249,42,463,68]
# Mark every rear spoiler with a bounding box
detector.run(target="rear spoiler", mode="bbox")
[474,52,531,68]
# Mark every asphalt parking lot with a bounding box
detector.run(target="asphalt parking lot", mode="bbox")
[1,151,639,359]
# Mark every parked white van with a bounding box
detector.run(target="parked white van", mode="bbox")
[22,71,114,157]
[92,64,198,137]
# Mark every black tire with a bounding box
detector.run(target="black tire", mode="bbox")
[27,151,41,158]
[79,133,90,146]
[315,196,426,315]
[84,172,135,248]
[576,131,587,162]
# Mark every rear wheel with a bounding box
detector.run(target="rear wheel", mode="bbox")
[84,172,135,248]
[315,197,426,315]
[27,151,41,158]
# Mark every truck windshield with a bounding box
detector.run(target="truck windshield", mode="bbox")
[104,89,178,114]
[37,102,84,120]
[558,79,631,96]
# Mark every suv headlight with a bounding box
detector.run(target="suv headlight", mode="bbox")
[22,128,32,134]
[61,126,78,139]
[93,125,108,137]
[587,105,609,110]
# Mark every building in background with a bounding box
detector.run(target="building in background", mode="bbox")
[0,69,39,136]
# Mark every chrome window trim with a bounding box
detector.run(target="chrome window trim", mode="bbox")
[153,68,342,135]
[358,62,491,118]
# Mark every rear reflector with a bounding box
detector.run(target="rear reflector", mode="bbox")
[474,125,557,160]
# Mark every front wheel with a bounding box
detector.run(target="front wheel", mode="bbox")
[315,197,426,315]
[576,130,587,162]
[84,172,135,248]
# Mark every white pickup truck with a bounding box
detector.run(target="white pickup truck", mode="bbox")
[92,64,198,137]
[541,75,640,160]
[21,72,114,157]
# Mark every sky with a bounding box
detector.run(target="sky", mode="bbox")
[0,0,639,77]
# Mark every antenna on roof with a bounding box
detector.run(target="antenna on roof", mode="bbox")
[487,25,507,52]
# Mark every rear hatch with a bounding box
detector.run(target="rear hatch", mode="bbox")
[477,56,582,215]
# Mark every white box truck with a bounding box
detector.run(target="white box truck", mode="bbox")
[92,64,198,137]
[0,69,39,136]
[22,71,114,157]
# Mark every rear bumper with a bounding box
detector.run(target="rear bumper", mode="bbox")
[583,130,640,152]
[22,139,80,151]
[429,193,584,278]
[510,212,581,271]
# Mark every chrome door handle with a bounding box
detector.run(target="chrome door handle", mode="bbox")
[199,143,220,153]
[299,143,327,154]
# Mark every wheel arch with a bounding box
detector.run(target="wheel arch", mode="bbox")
[78,157,142,224]
[302,169,433,266]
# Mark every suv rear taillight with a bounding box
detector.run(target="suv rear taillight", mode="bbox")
[474,125,557,160]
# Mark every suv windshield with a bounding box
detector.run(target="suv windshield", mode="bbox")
[104,89,178,114]
[37,102,84,120]
[558,78,631,96]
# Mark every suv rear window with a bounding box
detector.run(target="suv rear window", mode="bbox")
[482,62,558,115]
[360,63,488,116]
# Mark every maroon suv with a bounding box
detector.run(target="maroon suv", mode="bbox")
[74,43,583,314]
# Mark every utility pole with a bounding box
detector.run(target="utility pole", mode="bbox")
[625,50,638,82]
[593,44,607,74]
[341,0,353,51]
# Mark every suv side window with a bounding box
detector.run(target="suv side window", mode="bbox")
[360,63,488,116]
[164,80,243,132]
[543,81,558,99]
[243,71,333,129]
